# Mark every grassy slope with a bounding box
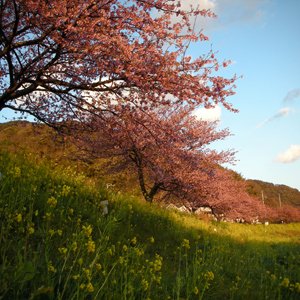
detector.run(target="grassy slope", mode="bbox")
[1,149,300,299]
[0,121,143,196]
[1,121,300,208]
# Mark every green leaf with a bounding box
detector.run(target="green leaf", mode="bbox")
[17,261,35,283]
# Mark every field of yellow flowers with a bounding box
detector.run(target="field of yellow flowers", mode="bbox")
[1,149,300,300]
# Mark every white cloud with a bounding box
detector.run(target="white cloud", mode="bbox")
[283,88,300,103]
[274,145,300,163]
[215,0,268,25]
[187,0,268,32]
[153,0,269,34]
[193,105,221,121]
[178,0,216,11]
[255,107,292,129]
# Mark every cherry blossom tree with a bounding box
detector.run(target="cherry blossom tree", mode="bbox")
[1,0,265,221]
[0,0,238,126]
[269,205,300,223]
[75,104,265,222]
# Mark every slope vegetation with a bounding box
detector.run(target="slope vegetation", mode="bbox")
[1,148,300,299]
[247,179,300,207]
[1,121,299,207]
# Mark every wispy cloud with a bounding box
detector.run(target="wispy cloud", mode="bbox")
[283,88,300,103]
[191,0,269,32]
[255,107,292,129]
[155,0,269,34]
[214,0,269,26]
[274,145,300,163]
[193,105,221,121]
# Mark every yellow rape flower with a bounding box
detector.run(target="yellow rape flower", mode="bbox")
[83,268,90,278]
[82,225,92,237]
[206,271,214,281]
[86,282,94,293]
[141,279,149,291]
[13,167,21,178]
[16,213,22,223]
[48,229,55,236]
[45,212,51,220]
[28,227,34,235]
[47,197,57,208]
[271,274,276,281]
[135,248,144,256]
[72,242,77,252]
[48,261,57,273]
[280,278,290,288]
[58,247,68,255]
[182,239,190,249]
[153,254,163,272]
[61,185,71,197]
[85,240,95,253]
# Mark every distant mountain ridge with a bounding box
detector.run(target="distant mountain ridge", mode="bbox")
[246,179,300,207]
[1,120,300,207]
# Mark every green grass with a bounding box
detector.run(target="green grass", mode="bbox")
[1,150,300,300]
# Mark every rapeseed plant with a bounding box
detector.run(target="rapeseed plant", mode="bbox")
[47,196,57,208]
[280,278,290,288]
[15,213,22,223]
[86,282,94,293]
[28,227,34,235]
[2,149,300,300]
[85,240,96,253]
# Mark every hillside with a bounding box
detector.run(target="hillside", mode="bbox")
[1,146,300,299]
[246,179,300,207]
[1,120,300,208]
[0,121,142,195]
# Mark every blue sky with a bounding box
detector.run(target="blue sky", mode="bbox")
[1,0,299,191]
[192,0,300,191]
